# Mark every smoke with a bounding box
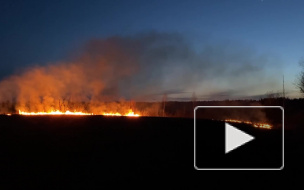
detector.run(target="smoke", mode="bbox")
[0,32,280,114]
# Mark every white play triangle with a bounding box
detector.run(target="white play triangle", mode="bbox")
[225,123,255,154]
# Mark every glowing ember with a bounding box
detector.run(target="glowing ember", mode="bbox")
[18,110,93,116]
[225,119,272,129]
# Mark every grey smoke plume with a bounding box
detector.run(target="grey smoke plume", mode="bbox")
[0,32,280,113]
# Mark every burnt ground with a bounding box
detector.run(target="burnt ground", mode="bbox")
[0,115,302,188]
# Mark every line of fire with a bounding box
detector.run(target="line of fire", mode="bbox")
[1,98,279,130]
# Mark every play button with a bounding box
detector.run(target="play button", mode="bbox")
[194,106,284,170]
[225,123,254,154]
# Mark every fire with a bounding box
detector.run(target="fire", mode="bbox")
[102,112,122,116]
[102,110,140,117]
[18,109,140,117]
[18,110,93,116]
[225,119,272,129]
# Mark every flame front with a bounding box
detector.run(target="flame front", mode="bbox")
[18,109,140,117]
[225,119,272,129]
[102,110,140,117]
[18,110,93,116]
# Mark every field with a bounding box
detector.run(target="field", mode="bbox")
[0,115,302,187]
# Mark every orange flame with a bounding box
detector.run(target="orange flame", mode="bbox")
[18,109,140,117]
[18,110,93,116]
[225,119,272,129]
[102,110,140,117]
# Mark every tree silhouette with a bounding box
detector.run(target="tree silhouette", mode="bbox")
[296,61,304,95]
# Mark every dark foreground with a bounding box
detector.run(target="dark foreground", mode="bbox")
[0,115,302,187]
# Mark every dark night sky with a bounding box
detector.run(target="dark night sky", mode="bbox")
[1,0,303,100]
